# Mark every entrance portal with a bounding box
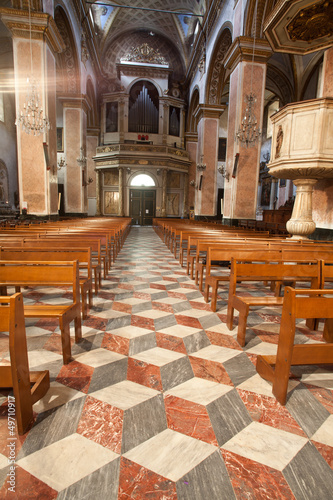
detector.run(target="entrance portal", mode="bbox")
[130,189,156,225]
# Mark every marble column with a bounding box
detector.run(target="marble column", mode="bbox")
[95,169,101,216]
[87,129,99,215]
[193,105,225,216]
[0,6,64,216]
[223,37,272,221]
[118,167,124,216]
[161,168,167,216]
[185,132,198,215]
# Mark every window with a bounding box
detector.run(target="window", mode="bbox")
[130,174,155,187]
[105,102,118,133]
[169,106,180,136]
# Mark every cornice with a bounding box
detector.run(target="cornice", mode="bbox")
[58,93,90,114]
[223,36,273,72]
[194,104,226,121]
[0,8,65,54]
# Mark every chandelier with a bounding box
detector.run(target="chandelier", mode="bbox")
[235,93,261,148]
[15,2,49,136]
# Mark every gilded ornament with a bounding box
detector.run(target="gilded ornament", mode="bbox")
[287,1,333,42]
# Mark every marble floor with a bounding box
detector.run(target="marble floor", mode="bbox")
[0,226,333,499]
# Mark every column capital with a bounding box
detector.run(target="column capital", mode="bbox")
[58,94,90,115]
[0,8,65,54]
[185,132,198,143]
[223,36,273,72]
[194,104,226,121]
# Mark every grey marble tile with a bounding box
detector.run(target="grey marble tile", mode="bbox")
[171,301,192,313]
[17,397,86,459]
[183,330,211,354]
[57,457,120,500]
[160,356,194,391]
[223,352,257,386]
[207,389,252,446]
[88,358,128,393]
[128,331,156,356]
[286,384,330,437]
[154,314,178,330]
[121,394,167,454]
[199,313,223,330]
[176,450,235,500]
[130,301,153,314]
[106,315,132,330]
[283,441,333,500]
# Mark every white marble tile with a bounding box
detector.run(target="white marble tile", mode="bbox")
[24,326,51,338]
[165,377,232,405]
[175,308,211,318]
[250,322,281,334]
[190,344,240,363]
[115,297,150,305]
[301,369,333,390]
[27,350,63,368]
[92,309,130,319]
[134,309,172,319]
[135,288,167,296]
[123,428,217,481]
[33,381,85,413]
[90,380,160,409]
[205,323,238,336]
[109,325,154,339]
[0,453,8,470]
[222,421,307,471]
[130,347,185,366]
[153,297,186,305]
[152,280,179,286]
[311,415,333,446]
[238,374,299,398]
[17,433,118,491]
[246,342,278,356]
[170,287,198,295]
[74,348,126,367]
[157,324,202,338]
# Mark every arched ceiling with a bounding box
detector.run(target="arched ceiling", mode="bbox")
[85,0,206,80]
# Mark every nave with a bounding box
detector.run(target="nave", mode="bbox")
[0,227,333,499]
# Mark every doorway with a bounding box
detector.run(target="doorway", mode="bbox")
[130,189,156,225]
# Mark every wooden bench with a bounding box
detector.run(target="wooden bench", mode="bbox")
[0,261,82,364]
[256,287,333,405]
[226,259,321,347]
[0,247,93,319]
[0,293,50,434]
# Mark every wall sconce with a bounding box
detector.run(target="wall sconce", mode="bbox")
[83,177,93,187]
[217,164,229,181]
[189,179,195,187]
[57,156,66,170]
[127,168,131,174]
[196,155,206,171]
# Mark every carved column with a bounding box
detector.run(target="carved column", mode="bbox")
[286,179,317,239]
[95,169,101,216]
[161,168,167,216]
[118,167,124,216]
[223,37,272,221]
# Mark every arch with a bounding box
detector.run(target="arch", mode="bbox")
[54,6,80,94]
[205,27,232,105]
[130,173,156,187]
[187,87,199,133]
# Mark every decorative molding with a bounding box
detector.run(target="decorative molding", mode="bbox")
[206,29,232,105]
[194,104,226,121]
[223,36,273,72]
[121,43,168,65]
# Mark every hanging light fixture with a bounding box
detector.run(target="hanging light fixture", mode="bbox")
[235,0,261,148]
[15,2,50,136]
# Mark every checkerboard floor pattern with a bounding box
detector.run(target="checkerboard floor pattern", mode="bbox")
[1,227,332,499]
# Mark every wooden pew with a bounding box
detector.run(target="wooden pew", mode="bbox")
[256,287,333,405]
[0,247,93,319]
[226,259,321,347]
[0,293,50,434]
[0,261,82,364]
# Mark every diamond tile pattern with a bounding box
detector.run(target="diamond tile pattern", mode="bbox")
[1,227,332,499]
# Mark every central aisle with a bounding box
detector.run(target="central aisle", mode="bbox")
[3,227,332,499]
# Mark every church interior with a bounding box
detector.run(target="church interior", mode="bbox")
[0,0,333,498]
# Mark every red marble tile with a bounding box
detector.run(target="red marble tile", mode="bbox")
[155,332,187,354]
[152,302,174,314]
[206,331,243,350]
[312,441,333,468]
[221,449,296,500]
[296,326,325,342]
[98,291,116,300]
[237,389,307,437]
[255,332,280,345]
[247,353,258,366]
[43,332,74,355]
[118,457,177,499]
[189,357,233,386]
[0,465,58,499]
[167,291,190,300]
[150,283,166,290]
[217,313,239,326]
[56,360,93,393]
[189,301,213,311]
[162,277,178,282]
[131,315,154,330]
[164,394,219,446]
[175,315,202,329]
[34,318,59,332]
[127,358,162,391]
[82,317,108,331]
[102,332,129,356]
[112,302,132,314]
[132,292,152,300]
[77,395,123,453]
[118,283,134,290]
[257,313,282,324]
[306,386,333,414]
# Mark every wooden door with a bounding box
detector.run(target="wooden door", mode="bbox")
[130,189,156,225]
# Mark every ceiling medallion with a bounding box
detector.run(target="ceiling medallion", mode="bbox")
[287,1,333,42]
[121,43,168,65]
